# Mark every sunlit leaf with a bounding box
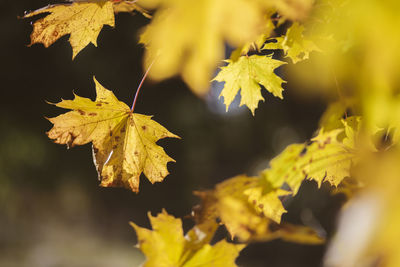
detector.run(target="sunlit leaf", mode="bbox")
[213,55,286,115]
[47,77,179,192]
[194,175,323,243]
[244,179,290,224]
[264,22,320,64]
[130,210,245,267]
[23,0,148,58]
[261,118,359,195]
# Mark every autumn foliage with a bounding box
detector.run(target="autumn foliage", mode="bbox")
[22,0,400,266]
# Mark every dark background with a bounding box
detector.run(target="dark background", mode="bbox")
[0,1,345,266]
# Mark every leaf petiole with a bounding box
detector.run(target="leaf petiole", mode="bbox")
[131,58,156,112]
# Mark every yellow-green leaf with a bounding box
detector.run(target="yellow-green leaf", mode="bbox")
[319,101,350,131]
[261,118,358,195]
[130,210,245,267]
[47,77,179,192]
[213,55,286,115]
[264,22,320,64]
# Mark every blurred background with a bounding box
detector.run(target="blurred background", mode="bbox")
[1,1,346,266]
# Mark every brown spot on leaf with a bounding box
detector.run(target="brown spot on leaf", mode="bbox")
[96,103,102,107]
[258,204,264,209]
[299,147,307,156]
[142,125,147,130]
[89,112,97,116]
[269,222,280,232]
[77,109,86,115]
[115,136,120,141]
[113,145,117,149]
[252,200,256,205]
[67,139,73,148]
[121,126,126,133]
[134,151,139,156]
[325,137,331,144]
[242,224,256,235]
[280,224,295,233]
[322,171,328,182]
[66,133,77,149]
[100,174,109,183]
[111,179,123,187]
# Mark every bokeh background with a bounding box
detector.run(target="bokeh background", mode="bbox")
[1,1,346,266]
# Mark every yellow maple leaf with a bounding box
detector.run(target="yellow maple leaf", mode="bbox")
[213,55,286,115]
[318,101,351,131]
[244,179,291,224]
[262,117,359,195]
[23,1,115,59]
[194,175,323,243]
[23,0,149,59]
[193,176,272,241]
[47,77,179,192]
[130,209,245,267]
[264,22,320,64]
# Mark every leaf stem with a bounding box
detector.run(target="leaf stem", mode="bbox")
[131,58,156,112]
[332,68,348,119]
